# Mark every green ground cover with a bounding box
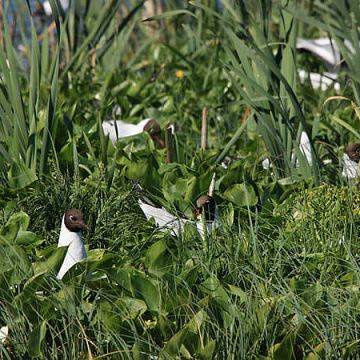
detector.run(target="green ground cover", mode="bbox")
[1,1,360,358]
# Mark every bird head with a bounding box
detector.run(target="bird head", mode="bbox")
[64,209,88,233]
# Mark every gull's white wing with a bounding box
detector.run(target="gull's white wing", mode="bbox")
[298,69,340,91]
[342,154,359,179]
[138,200,186,236]
[297,38,340,67]
[0,326,8,343]
[196,209,219,240]
[262,158,271,170]
[299,131,313,164]
[43,0,69,16]
[102,119,152,143]
[263,131,313,170]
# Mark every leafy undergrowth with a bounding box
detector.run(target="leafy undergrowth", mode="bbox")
[1,0,360,359]
[1,178,360,359]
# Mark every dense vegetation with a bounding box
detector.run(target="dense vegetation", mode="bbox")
[1,0,360,358]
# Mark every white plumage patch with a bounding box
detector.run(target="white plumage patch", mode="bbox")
[102,119,153,143]
[57,216,86,280]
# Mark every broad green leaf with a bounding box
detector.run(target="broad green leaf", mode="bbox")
[118,297,147,320]
[197,340,216,360]
[33,246,67,276]
[306,342,326,360]
[28,320,47,358]
[162,310,206,357]
[0,245,32,283]
[7,161,37,189]
[15,230,42,246]
[223,183,258,207]
[269,333,295,360]
[131,273,161,314]
[1,211,30,241]
[145,240,172,276]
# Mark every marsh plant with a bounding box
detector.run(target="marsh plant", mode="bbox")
[1,0,360,358]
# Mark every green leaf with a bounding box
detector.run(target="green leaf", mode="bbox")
[145,240,172,276]
[162,310,207,357]
[15,230,42,246]
[131,272,161,314]
[306,342,326,360]
[269,333,295,360]
[1,211,30,241]
[0,245,32,283]
[28,320,47,358]
[33,246,67,276]
[223,183,258,207]
[142,9,196,22]
[118,297,147,320]
[197,340,216,360]
[201,276,230,309]
[7,161,37,189]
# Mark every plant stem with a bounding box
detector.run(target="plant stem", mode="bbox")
[165,123,176,163]
[201,107,208,151]
[215,107,252,164]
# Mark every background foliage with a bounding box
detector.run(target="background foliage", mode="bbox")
[1,0,360,358]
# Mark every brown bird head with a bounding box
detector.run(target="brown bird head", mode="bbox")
[193,195,216,222]
[345,143,360,163]
[143,119,161,136]
[143,119,165,148]
[64,209,88,233]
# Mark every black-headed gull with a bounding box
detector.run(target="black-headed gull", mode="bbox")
[139,174,218,238]
[42,0,69,16]
[193,174,218,236]
[262,131,313,170]
[296,37,355,91]
[298,69,340,92]
[0,326,8,344]
[102,118,164,147]
[297,37,342,68]
[342,143,360,179]
[57,209,88,280]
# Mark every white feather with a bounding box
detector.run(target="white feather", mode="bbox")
[297,38,341,67]
[0,326,8,343]
[196,208,220,239]
[42,0,69,16]
[208,173,216,197]
[138,200,186,236]
[342,153,359,179]
[56,216,86,280]
[138,200,218,239]
[102,119,152,143]
[263,131,313,169]
[299,131,313,165]
[298,69,340,91]
[262,158,271,170]
[297,37,355,68]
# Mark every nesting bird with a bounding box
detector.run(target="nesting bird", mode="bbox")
[41,0,69,16]
[295,37,354,91]
[342,143,360,179]
[345,143,360,163]
[0,326,8,344]
[194,195,216,222]
[262,131,313,170]
[296,37,343,69]
[56,209,88,280]
[138,174,218,238]
[102,118,165,148]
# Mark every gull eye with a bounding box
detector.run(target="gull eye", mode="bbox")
[69,215,76,221]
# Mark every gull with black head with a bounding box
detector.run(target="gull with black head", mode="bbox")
[57,209,88,280]
[138,174,218,239]
[342,143,360,180]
